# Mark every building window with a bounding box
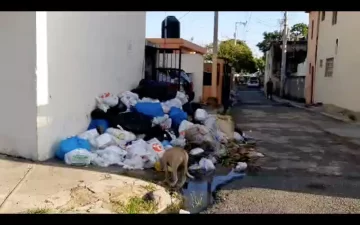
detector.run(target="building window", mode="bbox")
[311,20,314,39]
[325,58,334,77]
[332,11,338,25]
[321,11,326,21]
[335,39,338,54]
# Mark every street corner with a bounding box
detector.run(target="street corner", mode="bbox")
[0,164,172,214]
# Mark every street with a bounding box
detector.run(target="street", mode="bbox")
[204,87,360,213]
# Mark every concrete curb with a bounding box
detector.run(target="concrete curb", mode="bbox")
[272,96,351,123]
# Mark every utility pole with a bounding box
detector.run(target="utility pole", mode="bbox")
[211,11,219,97]
[280,11,288,97]
[234,21,247,45]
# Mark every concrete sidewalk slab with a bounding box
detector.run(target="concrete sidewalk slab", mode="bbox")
[0,158,32,206]
[0,157,172,214]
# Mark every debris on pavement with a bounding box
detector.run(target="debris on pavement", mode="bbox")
[55,78,264,180]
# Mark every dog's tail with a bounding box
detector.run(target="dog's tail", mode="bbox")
[184,151,195,179]
[186,171,194,179]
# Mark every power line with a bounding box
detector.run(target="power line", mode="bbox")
[179,11,190,20]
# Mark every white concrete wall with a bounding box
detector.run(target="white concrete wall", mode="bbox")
[0,12,38,159]
[36,12,146,160]
[295,58,308,76]
[159,53,204,102]
[315,12,360,112]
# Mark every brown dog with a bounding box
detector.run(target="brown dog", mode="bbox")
[160,147,194,188]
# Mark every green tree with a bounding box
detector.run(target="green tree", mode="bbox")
[254,57,265,73]
[204,43,213,61]
[256,30,282,54]
[256,23,309,54]
[290,23,308,40]
[205,39,257,73]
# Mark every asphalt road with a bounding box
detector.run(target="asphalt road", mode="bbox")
[203,86,360,214]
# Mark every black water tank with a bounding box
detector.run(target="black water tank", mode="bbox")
[161,16,180,38]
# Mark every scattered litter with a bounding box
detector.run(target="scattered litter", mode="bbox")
[199,158,215,171]
[190,148,204,156]
[179,209,190,214]
[189,163,202,171]
[248,151,264,158]
[233,132,244,142]
[234,162,247,172]
[194,109,208,122]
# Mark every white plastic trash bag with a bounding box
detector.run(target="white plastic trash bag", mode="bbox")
[248,151,264,158]
[119,91,139,108]
[199,158,215,171]
[147,138,165,158]
[190,148,204,156]
[152,115,172,130]
[99,92,119,107]
[170,138,186,147]
[91,146,127,167]
[161,98,183,110]
[122,155,144,170]
[94,133,115,149]
[234,132,245,142]
[139,97,160,103]
[64,149,94,166]
[216,130,228,144]
[176,91,188,105]
[178,120,194,137]
[126,139,149,159]
[96,97,110,112]
[106,126,136,143]
[189,163,202,170]
[235,162,247,172]
[194,109,208,122]
[78,129,99,141]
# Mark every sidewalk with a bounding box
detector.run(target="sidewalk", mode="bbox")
[0,155,172,214]
[272,95,360,146]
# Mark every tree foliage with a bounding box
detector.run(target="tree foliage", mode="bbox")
[256,23,309,54]
[256,30,282,54]
[254,57,265,73]
[290,23,308,40]
[204,39,257,73]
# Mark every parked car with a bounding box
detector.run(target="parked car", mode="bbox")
[247,77,260,88]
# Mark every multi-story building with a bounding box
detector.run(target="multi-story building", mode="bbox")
[306,11,360,112]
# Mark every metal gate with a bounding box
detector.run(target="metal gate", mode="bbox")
[154,48,182,90]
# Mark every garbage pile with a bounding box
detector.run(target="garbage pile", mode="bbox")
[55,79,263,173]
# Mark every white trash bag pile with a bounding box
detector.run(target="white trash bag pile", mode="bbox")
[59,90,254,174]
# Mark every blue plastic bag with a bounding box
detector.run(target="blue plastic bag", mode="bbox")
[55,137,91,160]
[87,119,109,131]
[169,107,187,129]
[134,102,164,118]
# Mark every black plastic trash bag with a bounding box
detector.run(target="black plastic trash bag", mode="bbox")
[143,125,173,142]
[107,98,127,115]
[107,111,152,134]
[131,79,177,102]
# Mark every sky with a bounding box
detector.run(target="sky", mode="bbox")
[146,11,308,58]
